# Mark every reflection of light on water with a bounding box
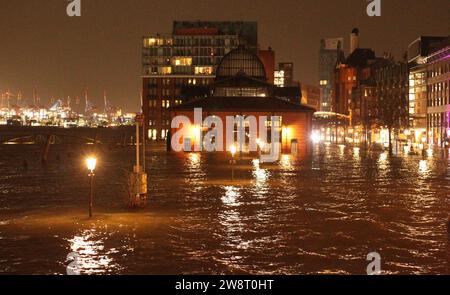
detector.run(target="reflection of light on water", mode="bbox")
[185,153,205,184]
[338,144,345,156]
[252,159,269,190]
[353,147,360,159]
[379,152,388,163]
[188,153,201,169]
[67,228,119,275]
[219,186,247,265]
[221,186,240,207]
[378,152,388,171]
[279,155,294,171]
[419,160,429,175]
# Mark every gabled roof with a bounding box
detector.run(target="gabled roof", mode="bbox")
[170,96,316,112]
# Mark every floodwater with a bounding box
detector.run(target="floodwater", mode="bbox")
[0,141,449,275]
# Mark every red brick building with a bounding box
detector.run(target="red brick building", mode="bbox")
[169,47,315,158]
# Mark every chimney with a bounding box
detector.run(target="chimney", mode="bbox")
[350,28,359,54]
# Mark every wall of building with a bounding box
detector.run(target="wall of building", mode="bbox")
[426,46,450,147]
[169,110,313,158]
[333,65,357,116]
[258,49,275,84]
[301,85,320,110]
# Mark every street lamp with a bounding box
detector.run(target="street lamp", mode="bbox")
[230,145,237,181]
[86,156,97,218]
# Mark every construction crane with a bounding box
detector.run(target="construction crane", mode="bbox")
[1,90,22,108]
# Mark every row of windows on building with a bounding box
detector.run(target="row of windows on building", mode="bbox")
[147,77,213,86]
[149,99,184,109]
[427,63,449,78]
[148,129,170,141]
[144,36,239,47]
[149,120,171,127]
[144,45,232,58]
[428,81,450,107]
[172,37,239,47]
[145,64,218,75]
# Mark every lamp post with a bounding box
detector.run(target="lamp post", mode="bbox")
[86,157,97,218]
[230,145,236,181]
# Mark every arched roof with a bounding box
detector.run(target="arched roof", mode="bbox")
[216,47,267,80]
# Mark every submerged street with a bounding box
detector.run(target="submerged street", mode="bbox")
[0,142,449,275]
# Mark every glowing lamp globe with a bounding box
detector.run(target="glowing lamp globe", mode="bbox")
[86,157,97,172]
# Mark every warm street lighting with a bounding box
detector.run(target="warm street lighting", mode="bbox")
[256,138,265,157]
[230,145,237,181]
[86,156,97,218]
[86,157,97,173]
[230,145,237,157]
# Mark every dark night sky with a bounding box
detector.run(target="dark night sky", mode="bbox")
[0,0,448,112]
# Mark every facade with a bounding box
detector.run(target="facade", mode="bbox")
[258,48,275,84]
[333,63,358,116]
[351,69,378,141]
[278,63,294,87]
[319,37,345,111]
[301,84,321,110]
[274,70,285,87]
[169,47,315,158]
[334,43,378,126]
[374,61,409,145]
[426,39,450,147]
[142,21,258,140]
[407,36,447,144]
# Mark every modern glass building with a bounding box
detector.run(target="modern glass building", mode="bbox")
[407,36,447,144]
[425,39,450,147]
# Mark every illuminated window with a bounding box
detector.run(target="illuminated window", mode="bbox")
[159,67,172,75]
[320,80,328,86]
[195,66,213,75]
[143,38,156,47]
[172,57,192,66]
[274,70,285,87]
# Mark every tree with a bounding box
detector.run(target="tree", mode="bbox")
[377,62,408,155]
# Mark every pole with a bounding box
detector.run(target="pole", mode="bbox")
[142,119,146,173]
[231,154,235,181]
[89,173,94,218]
[231,161,234,181]
[136,120,140,172]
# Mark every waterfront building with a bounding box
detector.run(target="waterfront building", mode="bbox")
[407,36,447,144]
[319,37,345,112]
[142,21,258,140]
[169,47,315,158]
[425,38,450,147]
[374,60,409,146]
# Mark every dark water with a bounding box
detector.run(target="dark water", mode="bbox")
[0,142,449,275]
